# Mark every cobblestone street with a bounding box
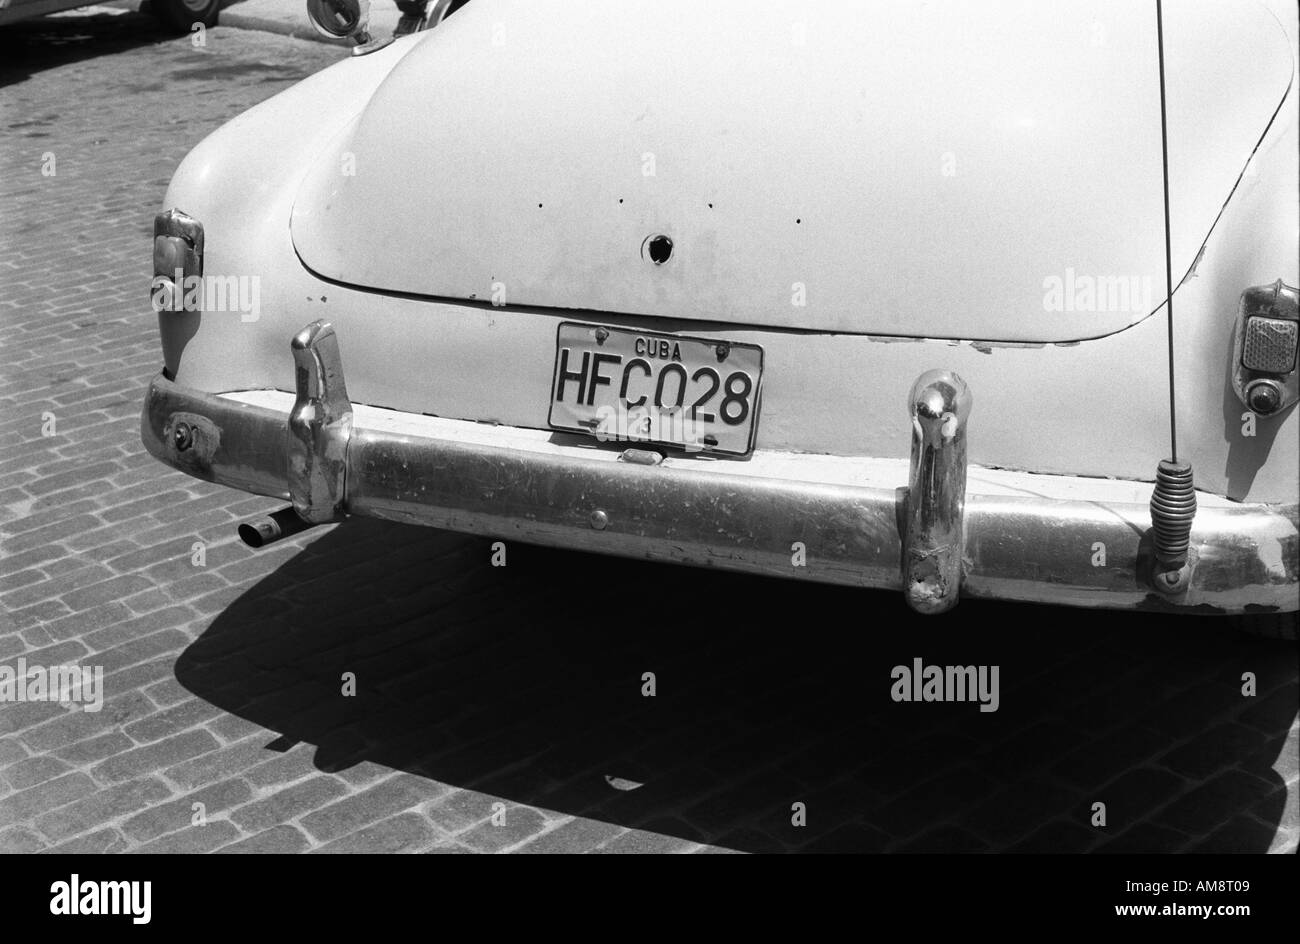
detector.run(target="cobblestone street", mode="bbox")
[1,9,1297,854]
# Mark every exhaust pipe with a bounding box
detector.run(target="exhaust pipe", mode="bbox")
[238,507,315,549]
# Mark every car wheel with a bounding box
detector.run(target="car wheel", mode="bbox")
[152,0,221,33]
[1231,612,1299,641]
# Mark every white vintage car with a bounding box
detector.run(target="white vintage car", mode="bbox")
[141,0,1299,635]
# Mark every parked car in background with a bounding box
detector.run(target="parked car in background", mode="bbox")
[141,0,1298,636]
[0,0,219,31]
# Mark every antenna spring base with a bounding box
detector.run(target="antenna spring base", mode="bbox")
[1150,459,1196,590]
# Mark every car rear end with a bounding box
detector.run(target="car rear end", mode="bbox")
[141,0,1299,624]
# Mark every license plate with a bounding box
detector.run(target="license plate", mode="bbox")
[548,322,764,456]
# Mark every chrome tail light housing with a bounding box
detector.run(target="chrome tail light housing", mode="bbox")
[1230,280,1299,416]
[151,208,204,314]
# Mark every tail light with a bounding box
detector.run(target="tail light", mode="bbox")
[151,209,204,314]
[1241,317,1297,373]
[1231,280,1299,416]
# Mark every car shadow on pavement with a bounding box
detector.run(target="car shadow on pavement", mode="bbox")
[176,517,1298,852]
[0,10,179,89]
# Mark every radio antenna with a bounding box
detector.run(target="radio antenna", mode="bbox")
[1155,0,1178,461]
[1148,0,1196,595]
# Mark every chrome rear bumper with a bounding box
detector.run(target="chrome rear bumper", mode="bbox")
[141,321,1299,616]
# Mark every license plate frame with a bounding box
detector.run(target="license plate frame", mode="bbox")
[547,321,764,457]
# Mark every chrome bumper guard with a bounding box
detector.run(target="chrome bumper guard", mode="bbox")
[142,320,1299,615]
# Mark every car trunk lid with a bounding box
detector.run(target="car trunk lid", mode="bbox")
[290,0,1293,342]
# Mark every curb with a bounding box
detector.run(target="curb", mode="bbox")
[216,13,347,46]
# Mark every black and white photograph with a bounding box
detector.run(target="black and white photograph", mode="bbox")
[0,0,1297,900]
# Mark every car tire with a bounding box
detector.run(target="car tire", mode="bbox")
[152,0,221,33]
[1231,612,1299,641]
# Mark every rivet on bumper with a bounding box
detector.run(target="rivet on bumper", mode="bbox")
[902,369,973,614]
[288,320,353,525]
